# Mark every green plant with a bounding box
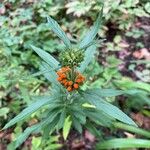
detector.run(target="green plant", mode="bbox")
[2,6,150,149]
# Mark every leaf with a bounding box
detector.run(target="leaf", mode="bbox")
[85,88,145,97]
[31,45,59,69]
[79,7,103,49]
[14,122,43,148]
[40,62,58,84]
[3,96,58,129]
[72,116,82,133]
[85,122,101,138]
[145,2,150,13]
[85,110,113,127]
[78,44,97,73]
[114,122,150,138]
[83,93,137,126]
[43,113,60,139]
[82,103,96,108]
[84,88,150,105]
[31,137,41,149]
[47,16,71,49]
[40,62,65,92]
[63,116,72,140]
[114,78,150,92]
[0,107,9,117]
[85,88,124,97]
[14,108,61,148]
[57,109,66,130]
[96,138,150,149]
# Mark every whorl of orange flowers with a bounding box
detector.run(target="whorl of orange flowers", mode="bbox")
[56,66,85,92]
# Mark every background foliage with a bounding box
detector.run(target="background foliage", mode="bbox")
[0,0,150,149]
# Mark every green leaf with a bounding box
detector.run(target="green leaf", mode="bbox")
[3,96,58,129]
[63,116,72,140]
[43,113,60,139]
[40,62,65,92]
[78,44,97,73]
[40,62,58,84]
[79,7,103,49]
[85,110,113,127]
[82,103,96,108]
[83,93,137,126]
[14,108,61,148]
[85,88,145,97]
[114,122,150,138]
[85,88,124,97]
[57,109,66,130]
[85,88,150,106]
[85,122,101,138]
[70,106,86,124]
[72,116,82,133]
[114,78,150,92]
[31,45,59,69]
[14,122,43,148]
[96,138,150,149]
[47,16,71,49]
[31,136,41,149]
[0,107,9,117]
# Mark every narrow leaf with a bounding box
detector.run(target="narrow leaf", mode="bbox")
[79,7,103,49]
[96,139,150,149]
[85,88,144,97]
[72,116,82,133]
[40,62,58,84]
[14,123,42,148]
[114,122,150,138]
[85,122,101,138]
[57,109,66,130]
[47,16,71,48]
[83,93,137,126]
[3,96,58,129]
[63,116,72,140]
[78,44,97,73]
[31,45,59,69]
[14,109,60,148]
[85,88,150,105]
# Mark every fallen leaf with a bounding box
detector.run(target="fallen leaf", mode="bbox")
[133,48,150,59]
[71,139,85,149]
[84,130,95,142]
[118,41,129,48]
[0,6,5,15]
[124,132,135,138]
[131,113,150,129]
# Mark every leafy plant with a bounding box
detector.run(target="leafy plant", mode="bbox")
[2,5,150,149]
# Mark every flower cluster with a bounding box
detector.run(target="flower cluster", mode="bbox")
[59,49,84,67]
[57,66,85,92]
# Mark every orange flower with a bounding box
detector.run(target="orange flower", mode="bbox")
[68,81,73,86]
[57,77,62,81]
[60,73,66,79]
[62,79,67,84]
[73,83,79,89]
[67,86,72,92]
[75,78,82,83]
[56,66,85,92]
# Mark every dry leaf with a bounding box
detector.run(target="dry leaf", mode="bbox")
[84,130,95,142]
